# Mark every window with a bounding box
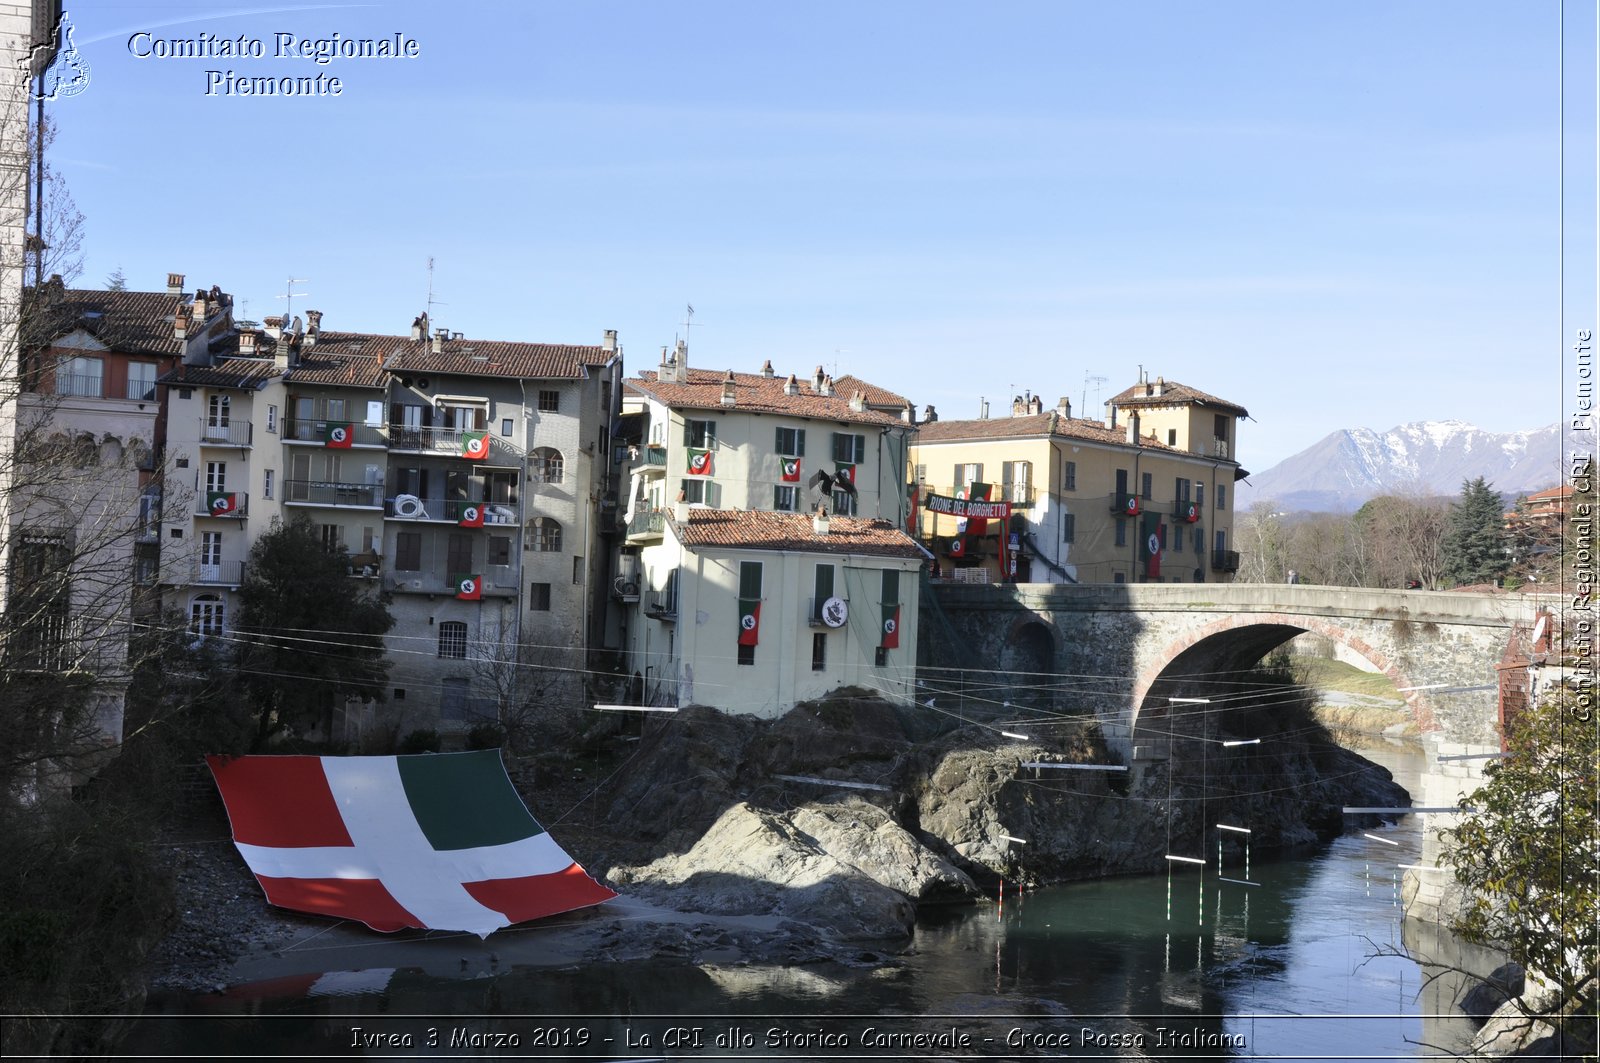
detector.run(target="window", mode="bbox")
[1215,529,1227,553]
[529,517,562,552]
[326,397,348,422]
[266,404,278,433]
[447,532,473,573]
[1115,520,1127,547]
[1175,477,1191,503]
[573,556,584,584]
[832,488,856,516]
[875,646,888,667]
[1113,572,1126,584]
[775,427,806,456]
[1167,428,1178,446]
[501,417,514,436]
[831,433,865,464]
[813,563,835,621]
[1064,461,1076,491]
[954,463,982,490]
[1062,512,1076,543]
[882,568,900,606]
[486,470,519,505]
[538,390,560,412]
[488,536,512,566]
[395,531,422,571]
[773,485,797,511]
[1216,484,1227,510]
[528,582,552,610]
[1195,525,1204,554]
[205,461,227,492]
[737,643,756,666]
[57,355,101,397]
[914,463,926,484]
[438,621,468,659]
[200,531,222,565]
[208,394,231,428]
[812,632,827,671]
[127,362,157,401]
[440,677,472,720]
[1196,483,1204,510]
[1140,472,1152,499]
[1173,525,1184,552]
[262,469,274,500]
[1115,469,1128,496]
[190,594,224,638]
[530,447,564,483]
[1214,414,1230,443]
[684,419,716,448]
[680,479,721,506]
[320,524,343,551]
[1002,461,1032,503]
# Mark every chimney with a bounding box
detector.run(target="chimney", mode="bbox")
[1028,394,1043,415]
[1126,411,1141,445]
[410,313,428,341]
[783,373,799,396]
[821,374,835,397]
[1105,403,1117,430]
[901,402,914,423]
[192,289,208,320]
[849,390,867,413]
[980,398,989,419]
[720,369,737,406]
[166,272,185,295]
[173,305,191,341]
[760,359,774,379]
[922,403,937,423]
[239,329,259,355]
[263,315,283,341]
[305,309,322,334]
[1011,395,1028,417]
[602,328,617,352]
[1057,396,1071,419]
[1152,375,1165,397]
[813,503,831,536]
[432,327,447,354]
[812,365,825,393]
[673,489,689,523]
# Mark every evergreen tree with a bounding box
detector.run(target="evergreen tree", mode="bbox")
[1441,476,1509,586]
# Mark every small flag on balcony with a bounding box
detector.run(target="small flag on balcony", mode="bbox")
[948,535,966,558]
[1123,494,1140,517]
[462,431,490,461]
[881,603,900,649]
[688,449,713,476]
[454,573,483,601]
[1182,501,1200,523]
[208,491,239,515]
[737,598,760,646]
[781,457,801,483]
[322,423,355,449]
[456,503,485,528]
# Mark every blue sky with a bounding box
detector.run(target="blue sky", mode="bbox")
[44,2,1595,470]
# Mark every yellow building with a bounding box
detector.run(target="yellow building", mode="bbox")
[909,378,1248,584]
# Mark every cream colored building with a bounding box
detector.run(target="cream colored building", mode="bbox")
[909,378,1248,584]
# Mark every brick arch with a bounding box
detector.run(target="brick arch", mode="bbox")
[1128,612,1439,738]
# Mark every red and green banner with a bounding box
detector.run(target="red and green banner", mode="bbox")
[687,448,713,476]
[737,599,760,645]
[881,604,901,649]
[1141,512,1164,579]
[205,751,616,935]
[322,423,355,449]
[964,482,993,538]
[780,457,801,483]
[835,462,856,485]
[1122,493,1141,517]
[462,431,490,460]
[207,491,239,515]
[1181,501,1200,523]
[453,573,483,600]
[455,503,485,528]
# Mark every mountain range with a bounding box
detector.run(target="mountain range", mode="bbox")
[1236,420,1576,514]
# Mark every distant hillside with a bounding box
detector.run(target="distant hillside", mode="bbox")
[1237,420,1572,513]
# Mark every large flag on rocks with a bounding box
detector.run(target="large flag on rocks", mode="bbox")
[206,750,616,936]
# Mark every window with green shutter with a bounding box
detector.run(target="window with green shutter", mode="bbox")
[740,561,763,600]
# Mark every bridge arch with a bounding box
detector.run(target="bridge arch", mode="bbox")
[1129,612,1439,741]
[998,617,1058,710]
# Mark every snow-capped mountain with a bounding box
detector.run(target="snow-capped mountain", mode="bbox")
[1236,420,1578,513]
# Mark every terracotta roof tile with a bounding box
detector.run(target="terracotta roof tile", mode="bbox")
[38,287,220,357]
[385,336,614,380]
[630,368,905,427]
[674,509,925,559]
[1108,378,1248,417]
[158,357,279,390]
[284,333,399,388]
[833,374,911,410]
[913,411,1184,452]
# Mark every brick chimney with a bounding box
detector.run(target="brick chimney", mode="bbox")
[166,272,185,295]
[1057,396,1071,419]
[1105,404,1117,430]
[783,373,799,396]
[239,329,259,356]
[812,502,830,536]
[760,359,774,379]
[849,390,866,413]
[192,289,208,320]
[304,309,322,348]
[263,315,284,342]
[811,365,825,393]
[821,374,835,397]
[901,402,914,423]
[720,369,737,406]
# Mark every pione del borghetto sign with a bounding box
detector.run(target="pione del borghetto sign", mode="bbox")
[924,492,1012,520]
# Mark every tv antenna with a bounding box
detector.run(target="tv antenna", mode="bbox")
[1082,372,1107,414]
[275,277,310,322]
[426,256,447,316]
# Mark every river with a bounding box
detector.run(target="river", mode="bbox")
[129,743,1499,1060]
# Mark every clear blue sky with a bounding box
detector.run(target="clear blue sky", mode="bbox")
[44,1,1594,470]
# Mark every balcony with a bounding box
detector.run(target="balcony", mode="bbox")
[625,509,665,543]
[386,425,523,461]
[1212,439,1230,459]
[125,379,157,401]
[807,596,849,628]
[199,421,253,447]
[1171,499,1201,522]
[632,444,668,476]
[285,480,385,509]
[49,373,104,399]
[1000,484,1034,506]
[385,496,519,524]
[1211,549,1240,573]
[196,492,249,518]
[644,592,677,621]
[282,418,387,447]
[194,560,245,586]
[1110,491,1142,516]
[347,552,384,579]
[387,571,519,597]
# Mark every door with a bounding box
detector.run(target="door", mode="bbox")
[200,531,222,583]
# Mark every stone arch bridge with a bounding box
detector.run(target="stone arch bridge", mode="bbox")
[923,582,1547,753]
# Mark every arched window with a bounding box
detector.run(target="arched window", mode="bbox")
[190,594,224,638]
[529,517,563,552]
[437,620,468,659]
[530,447,564,484]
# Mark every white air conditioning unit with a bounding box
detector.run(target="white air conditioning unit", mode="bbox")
[613,576,640,599]
[393,494,426,519]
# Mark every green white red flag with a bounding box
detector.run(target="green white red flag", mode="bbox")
[780,457,801,483]
[322,423,354,448]
[453,573,482,600]
[207,491,239,515]
[835,462,856,484]
[206,751,616,936]
[462,431,490,460]
[737,599,760,645]
[688,449,713,476]
[456,502,485,528]
[881,604,900,649]
[1142,512,1164,578]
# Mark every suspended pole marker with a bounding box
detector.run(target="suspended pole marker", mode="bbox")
[1437,752,1509,762]
[1021,761,1127,772]
[591,704,679,713]
[774,774,892,793]
[1344,806,1474,814]
[1362,833,1401,846]
[1000,731,1031,741]
[1222,738,1261,747]
[999,834,1027,845]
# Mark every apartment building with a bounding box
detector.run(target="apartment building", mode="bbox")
[615,344,924,715]
[909,377,1248,584]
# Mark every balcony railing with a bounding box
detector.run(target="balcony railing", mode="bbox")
[384,496,519,524]
[199,421,253,446]
[632,444,668,473]
[194,560,245,586]
[125,379,157,401]
[51,373,104,398]
[388,571,518,597]
[1211,549,1240,573]
[1110,491,1143,515]
[1171,499,1201,522]
[645,592,677,621]
[285,480,385,508]
[196,492,249,517]
[626,509,665,541]
[282,418,387,447]
[387,425,524,459]
[1000,484,1034,505]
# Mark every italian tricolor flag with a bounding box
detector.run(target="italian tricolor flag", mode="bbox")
[206,751,616,936]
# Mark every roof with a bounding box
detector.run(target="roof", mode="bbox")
[833,374,911,410]
[34,287,214,357]
[913,410,1185,453]
[283,332,399,389]
[629,368,906,427]
[385,336,614,380]
[158,357,279,391]
[673,509,925,559]
[1107,378,1249,417]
